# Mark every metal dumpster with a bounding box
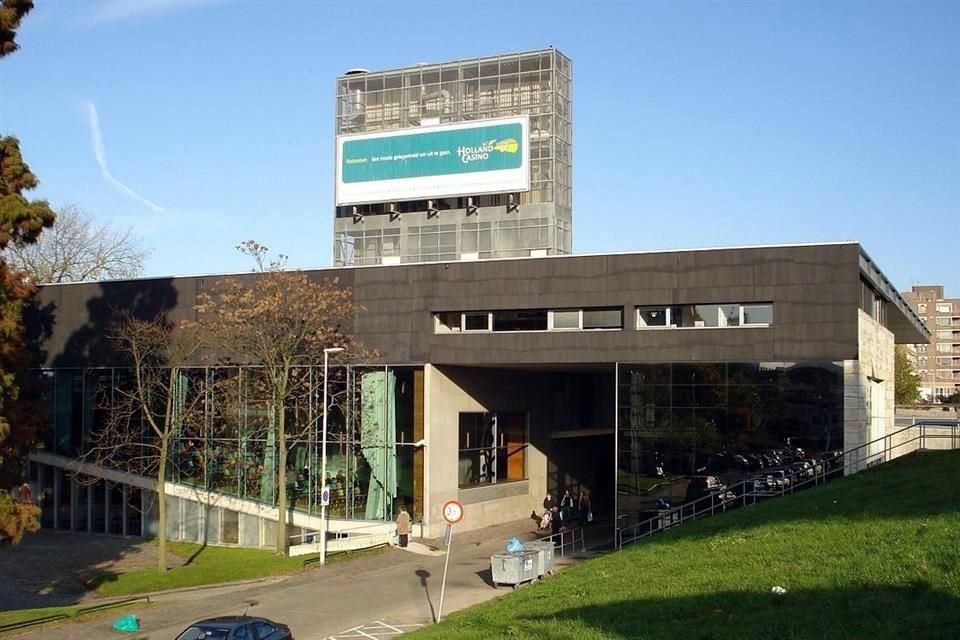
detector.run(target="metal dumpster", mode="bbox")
[523,540,555,577]
[490,550,539,589]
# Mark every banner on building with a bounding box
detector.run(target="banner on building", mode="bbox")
[336,116,529,205]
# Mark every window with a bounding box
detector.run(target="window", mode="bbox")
[937,357,954,366]
[636,303,772,329]
[458,412,527,488]
[493,310,547,331]
[937,330,953,340]
[918,303,927,313]
[464,312,491,331]
[637,306,672,328]
[584,308,623,329]
[436,307,622,334]
[550,308,622,330]
[742,304,773,326]
[936,317,953,327]
[936,303,953,313]
[937,344,953,353]
[551,310,580,330]
[916,345,928,353]
[435,312,463,333]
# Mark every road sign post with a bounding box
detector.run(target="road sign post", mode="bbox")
[437,499,464,623]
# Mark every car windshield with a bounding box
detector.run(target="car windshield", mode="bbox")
[175,626,231,640]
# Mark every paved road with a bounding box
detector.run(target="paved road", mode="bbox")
[9,519,611,640]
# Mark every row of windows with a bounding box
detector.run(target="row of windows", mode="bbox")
[918,370,960,380]
[917,303,957,314]
[917,356,960,367]
[435,303,773,334]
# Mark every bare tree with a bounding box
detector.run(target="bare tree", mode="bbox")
[193,241,370,555]
[85,315,204,572]
[5,203,150,283]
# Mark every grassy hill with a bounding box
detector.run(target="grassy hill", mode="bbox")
[410,450,960,640]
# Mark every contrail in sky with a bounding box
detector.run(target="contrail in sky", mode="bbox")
[83,101,164,213]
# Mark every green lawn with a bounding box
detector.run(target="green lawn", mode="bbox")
[411,450,960,640]
[91,542,314,597]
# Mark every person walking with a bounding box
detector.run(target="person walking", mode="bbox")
[395,503,411,548]
[578,489,592,524]
[560,490,574,523]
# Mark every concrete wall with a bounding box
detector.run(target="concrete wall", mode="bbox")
[423,365,556,536]
[35,244,868,370]
[844,311,896,472]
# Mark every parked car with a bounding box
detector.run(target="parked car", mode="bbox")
[751,475,775,493]
[685,475,736,509]
[766,469,792,489]
[788,461,813,480]
[175,616,293,640]
[804,458,824,475]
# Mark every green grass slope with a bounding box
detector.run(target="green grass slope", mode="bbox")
[411,450,960,640]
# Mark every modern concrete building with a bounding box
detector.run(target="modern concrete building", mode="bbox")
[901,285,960,401]
[19,49,931,551]
[333,48,573,266]
[25,242,928,548]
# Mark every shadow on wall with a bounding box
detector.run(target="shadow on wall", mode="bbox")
[50,278,181,368]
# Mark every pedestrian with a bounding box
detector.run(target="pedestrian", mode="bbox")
[560,490,574,523]
[578,489,592,524]
[395,503,411,548]
[542,492,555,515]
[550,506,562,535]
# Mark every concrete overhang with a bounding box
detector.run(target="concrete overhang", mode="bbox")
[859,248,930,345]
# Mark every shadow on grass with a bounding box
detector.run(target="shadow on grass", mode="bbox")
[487,583,960,640]
[185,542,208,566]
[0,531,178,612]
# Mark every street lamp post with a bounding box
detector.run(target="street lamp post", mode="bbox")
[320,346,344,566]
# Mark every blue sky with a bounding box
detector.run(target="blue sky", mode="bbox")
[1,0,958,294]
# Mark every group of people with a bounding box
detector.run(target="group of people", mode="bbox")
[538,489,592,534]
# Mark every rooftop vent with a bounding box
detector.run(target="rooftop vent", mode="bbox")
[344,68,369,76]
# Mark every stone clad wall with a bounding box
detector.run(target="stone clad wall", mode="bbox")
[844,311,896,472]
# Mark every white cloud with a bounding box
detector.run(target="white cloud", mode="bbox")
[83,101,165,213]
[91,0,225,25]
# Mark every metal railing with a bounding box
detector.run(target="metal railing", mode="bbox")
[542,525,587,557]
[616,420,960,549]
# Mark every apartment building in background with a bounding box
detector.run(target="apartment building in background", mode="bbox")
[902,285,960,401]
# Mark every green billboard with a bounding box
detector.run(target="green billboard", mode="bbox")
[341,121,524,184]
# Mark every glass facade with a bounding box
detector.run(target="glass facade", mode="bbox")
[334,49,572,266]
[36,365,423,524]
[617,361,843,523]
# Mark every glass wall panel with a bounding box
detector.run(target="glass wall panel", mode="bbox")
[617,362,843,527]
[73,482,88,532]
[85,480,106,533]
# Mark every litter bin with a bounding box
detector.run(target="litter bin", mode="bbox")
[523,540,555,577]
[490,550,539,589]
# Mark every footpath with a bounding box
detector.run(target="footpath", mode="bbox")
[7,518,613,640]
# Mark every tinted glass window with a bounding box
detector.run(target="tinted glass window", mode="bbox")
[463,313,489,331]
[552,310,580,329]
[492,310,547,331]
[743,304,773,325]
[583,308,622,329]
